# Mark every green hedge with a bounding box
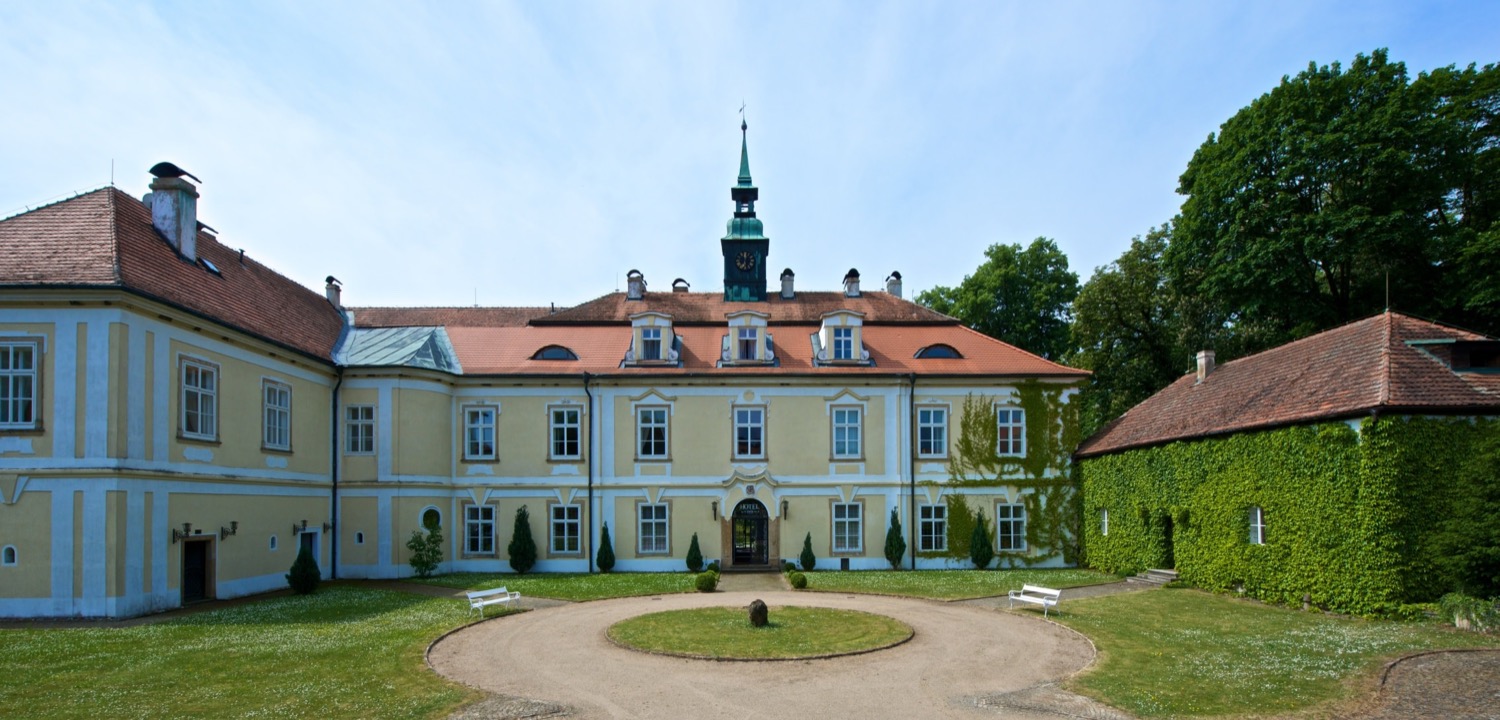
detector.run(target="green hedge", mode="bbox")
[1081,417,1500,614]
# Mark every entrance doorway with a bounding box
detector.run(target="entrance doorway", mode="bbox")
[181,538,213,604]
[1160,514,1176,569]
[731,500,769,566]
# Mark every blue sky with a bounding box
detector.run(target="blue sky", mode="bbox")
[2,2,1497,308]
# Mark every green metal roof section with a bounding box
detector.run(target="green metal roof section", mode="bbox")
[737,120,755,188]
[725,119,768,241]
[337,326,462,373]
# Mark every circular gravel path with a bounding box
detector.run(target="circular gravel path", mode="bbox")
[429,588,1097,719]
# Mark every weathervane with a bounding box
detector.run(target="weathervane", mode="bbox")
[739,101,747,129]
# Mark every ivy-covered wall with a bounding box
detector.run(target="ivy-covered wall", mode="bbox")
[1080,416,1500,614]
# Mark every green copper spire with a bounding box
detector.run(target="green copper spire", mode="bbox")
[737,119,754,188]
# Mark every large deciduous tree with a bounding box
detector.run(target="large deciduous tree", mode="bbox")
[916,238,1079,360]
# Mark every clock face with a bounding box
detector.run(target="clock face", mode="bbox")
[735,251,756,272]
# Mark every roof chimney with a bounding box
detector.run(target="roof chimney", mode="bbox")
[672,278,690,293]
[843,268,861,298]
[626,269,646,300]
[885,271,903,298]
[1196,350,1216,383]
[325,276,342,308]
[145,162,200,261]
[780,268,795,299]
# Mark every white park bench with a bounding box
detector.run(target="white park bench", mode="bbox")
[466,586,521,618]
[1007,584,1061,617]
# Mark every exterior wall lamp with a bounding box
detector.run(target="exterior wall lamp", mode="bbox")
[781,499,788,520]
[219,521,239,540]
[171,522,193,544]
[711,501,718,521]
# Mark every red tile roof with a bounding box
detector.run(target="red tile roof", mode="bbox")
[351,306,551,328]
[1075,312,1500,458]
[0,187,345,361]
[533,290,955,324]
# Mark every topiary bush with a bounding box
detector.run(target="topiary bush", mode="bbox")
[695,571,719,593]
[800,532,817,571]
[782,560,796,573]
[596,522,616,572]
[970,508,994,569]
[286,545,321,594]
[707,560,720,573]
[405,524,443,578]
[789,571,807,589]
[885,507,907,569]
[686,532,704,572]
[507,505,537,573]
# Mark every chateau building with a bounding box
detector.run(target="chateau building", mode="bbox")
[0,127,1086,618]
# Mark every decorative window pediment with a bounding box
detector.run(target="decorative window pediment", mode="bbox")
[812,311,871,366]
[625,312,679,366]
[721,311,775,366]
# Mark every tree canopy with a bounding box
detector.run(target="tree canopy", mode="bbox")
[916,237,1079,360]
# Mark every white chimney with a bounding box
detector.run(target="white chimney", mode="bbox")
[1196,350,1216,383]
[626,269,646,300]
[325,276,342,308]
[780,268,795,299]
[843,268,861,297]
[885,271,903,298]
[148,174,199,261]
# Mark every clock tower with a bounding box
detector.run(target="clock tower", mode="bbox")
[722,120,769,302]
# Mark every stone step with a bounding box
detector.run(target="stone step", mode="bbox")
[1126,568,1179,586]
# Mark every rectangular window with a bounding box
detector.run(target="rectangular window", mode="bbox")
[833,502,863,553]
[262,380,291,451]
[1100,508,1109,537]
[0,342,37,429]
[181,358,217,440]
[917,407,947,457]
[551,504,581,554]
[997,503,1027,551]
[1249,506,1266,545]
[832,327,854,360]
[550,407,581,460]
[641,327,662,361]
[464,405,497,460]
[996,407,1026,456]
[832,407,861,459]
[919,504,947,552]
[738,327,758,361]
[465,505,495,555]
[638,503,669,554]
[637,406,668,459]
[734,407,764,459]
[345,405,375,455]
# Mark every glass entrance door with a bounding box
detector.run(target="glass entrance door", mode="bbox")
[731,500,769,565]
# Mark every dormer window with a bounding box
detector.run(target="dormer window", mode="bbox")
[833,328,854,360]
[532,345,578,361]
[915,344,963,359]
[721,311,773,367]
[738,328,757,360]
[642,328,662,360]
[813,311,871,366]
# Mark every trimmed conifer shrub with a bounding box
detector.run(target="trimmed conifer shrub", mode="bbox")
[596,522,616,572]
[971,508,994,569]
[885,507,907,569]
[507,505,537,573]
[686,532,704,572]
[285,545,321,594]
[800,532,817,571]
[405,525,443,578]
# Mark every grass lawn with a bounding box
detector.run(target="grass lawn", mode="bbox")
[411,572,697,601]
[607,606,912,659]
[0,585,485,719]
[1052,587,1500,717]
[800,568,1119,600]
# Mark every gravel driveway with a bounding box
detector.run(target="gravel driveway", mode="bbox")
[428,588,1101,719]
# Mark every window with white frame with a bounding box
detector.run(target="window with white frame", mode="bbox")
[464,406,497,460]
[262,380,291,451]
[464,505,495,555]
[638,503,669,554]
[1100,508,1109,536]
[997,502,1027,551]
[641,327,663,361]
[345,405,375,455]
[550,406,581,460]
[637,406,668,458]
[832,502,863,552]
[734,407,764,459]
[738,327,758,361]
[832,327,854,360]
[181,358,217,440]
[919,504,946,552]
[2,545,16,566]
[917,407,947,457]
[996,406,1026,456]
[1249,506,1266,545]
[551,504,581,554]
[0,342,37,430]
[832,407,861,458]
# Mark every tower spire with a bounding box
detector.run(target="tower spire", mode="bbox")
[738,118,753,187]
[722,116,769,302]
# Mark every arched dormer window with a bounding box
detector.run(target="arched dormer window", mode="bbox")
[626,312,678,365]
[813,310,871,366]
[722,310,773,366]
[532,345,578,361]
[914,344,963,359]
